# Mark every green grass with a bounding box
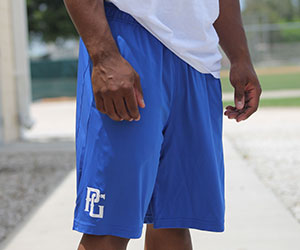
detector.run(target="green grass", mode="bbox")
[31,72,300,108]
[223,97,300,107]
[221,72,300,93]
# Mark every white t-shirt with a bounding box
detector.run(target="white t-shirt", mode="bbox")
[105,0,222,78]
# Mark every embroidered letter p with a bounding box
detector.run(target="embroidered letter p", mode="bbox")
[84,187,105,218]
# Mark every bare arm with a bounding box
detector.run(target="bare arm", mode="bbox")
[214,0,262,122]
[64,0,145,122]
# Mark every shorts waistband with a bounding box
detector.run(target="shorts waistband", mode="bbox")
[104,1,140,26]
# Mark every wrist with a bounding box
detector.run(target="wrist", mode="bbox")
[230,58,258,80]
[90,46,121,66]
[84,33,121,66]
[228,48,252,66]
[230,56,253,69]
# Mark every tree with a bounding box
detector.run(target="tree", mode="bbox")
[27,0,77,42]
[27,0,300,42]
[243,0,300,24]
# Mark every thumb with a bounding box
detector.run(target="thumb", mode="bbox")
[134,74,145,108]
[234,84,245,110]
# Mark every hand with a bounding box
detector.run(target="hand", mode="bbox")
[91,54,145,122]
[224,62,262,122]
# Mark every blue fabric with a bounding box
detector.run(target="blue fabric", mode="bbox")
[73,1,225,239]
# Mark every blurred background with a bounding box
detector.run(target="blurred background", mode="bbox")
[0,0,299,249]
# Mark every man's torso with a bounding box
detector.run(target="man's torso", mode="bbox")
[105,0,222,78]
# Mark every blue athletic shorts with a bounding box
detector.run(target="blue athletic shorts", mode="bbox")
[73,1,225,239]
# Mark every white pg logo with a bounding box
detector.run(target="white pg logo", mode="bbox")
[84,187,106,218]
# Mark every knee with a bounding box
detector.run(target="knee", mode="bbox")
[145,224,192,250]
[78,233,130,250]
[146,224,190,240]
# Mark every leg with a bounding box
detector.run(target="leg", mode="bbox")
[78,234,130,250]
[144,224,193,250]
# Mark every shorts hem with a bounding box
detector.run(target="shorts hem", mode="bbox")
[73,220,143,239]
[149,217,224,233]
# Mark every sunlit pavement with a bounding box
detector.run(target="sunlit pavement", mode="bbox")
[222,89,300,101]
[1,100,300,250]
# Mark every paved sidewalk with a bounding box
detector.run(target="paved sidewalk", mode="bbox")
[222,89,300,101]
[1,136,300,250]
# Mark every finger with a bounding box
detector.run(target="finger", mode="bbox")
[113,97,131,121]
[225,110,241,119]
[112,101,124,121]
[103,97,122,121]
[224,109,239,117]
[235,105,257,122]
[225,104,245,116]
[225,105,238,112]
[134,74,145,108]
[234,84,245,110]
[95,96,106,114]
[225,105,235,110]
[124,89,140,120]
[235,88,260,122]
[225,111,235,119]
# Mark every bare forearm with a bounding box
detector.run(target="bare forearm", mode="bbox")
[214,0,252,65]
[214,0,261,122]
[64,0,120,64]
[64,0,144,121]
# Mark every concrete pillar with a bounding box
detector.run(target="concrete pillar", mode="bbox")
[11,0,33,132]
[0,0,32,144]
[0,0,20,143]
